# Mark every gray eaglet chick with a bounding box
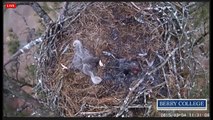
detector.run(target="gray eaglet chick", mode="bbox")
[72,40,102,84]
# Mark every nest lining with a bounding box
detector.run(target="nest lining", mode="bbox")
[34,2,200,117]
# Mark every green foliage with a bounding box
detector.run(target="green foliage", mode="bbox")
[7,35,20,55]
[36,27,44,36]
[25,64,36,78]
[53,2,61,9]
[8,30,18,40]
[200,81,209,98]
[191,2,209,28]
[189,74,209,99]
[3,105,29,117]
[53,2,63,15]
[42,2,54,13]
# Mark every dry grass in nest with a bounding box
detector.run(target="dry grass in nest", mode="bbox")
[33,2,207,117]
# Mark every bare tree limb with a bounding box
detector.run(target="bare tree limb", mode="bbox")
[16,2,53,25]
[30,2,53,25]
[60,2,69,19]
[4,36,44,67]
[16,2,33,6]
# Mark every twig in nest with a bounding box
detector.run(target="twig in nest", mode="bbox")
[149,43,187,75]
[87,104,150,110]
[166,2,189,40]
[80,109,115,117]
[116,43,187,117]
[59,2,69,20]
[130,2,141,11]
[62,3,91,29]
[143,102,152,117]
[115,76,146,117]
[162,67,172,98]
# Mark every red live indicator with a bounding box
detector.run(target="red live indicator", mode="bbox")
[5,3,16,8]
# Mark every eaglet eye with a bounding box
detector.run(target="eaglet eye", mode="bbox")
[73,40,81,47]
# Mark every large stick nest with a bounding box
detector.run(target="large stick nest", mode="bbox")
[33,2,208,117]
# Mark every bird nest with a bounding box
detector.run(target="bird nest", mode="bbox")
[33,2,202,117]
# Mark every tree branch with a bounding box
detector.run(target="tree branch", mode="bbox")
[4,37,44,67]
[30,2,53,25]
[16,2,53,25]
